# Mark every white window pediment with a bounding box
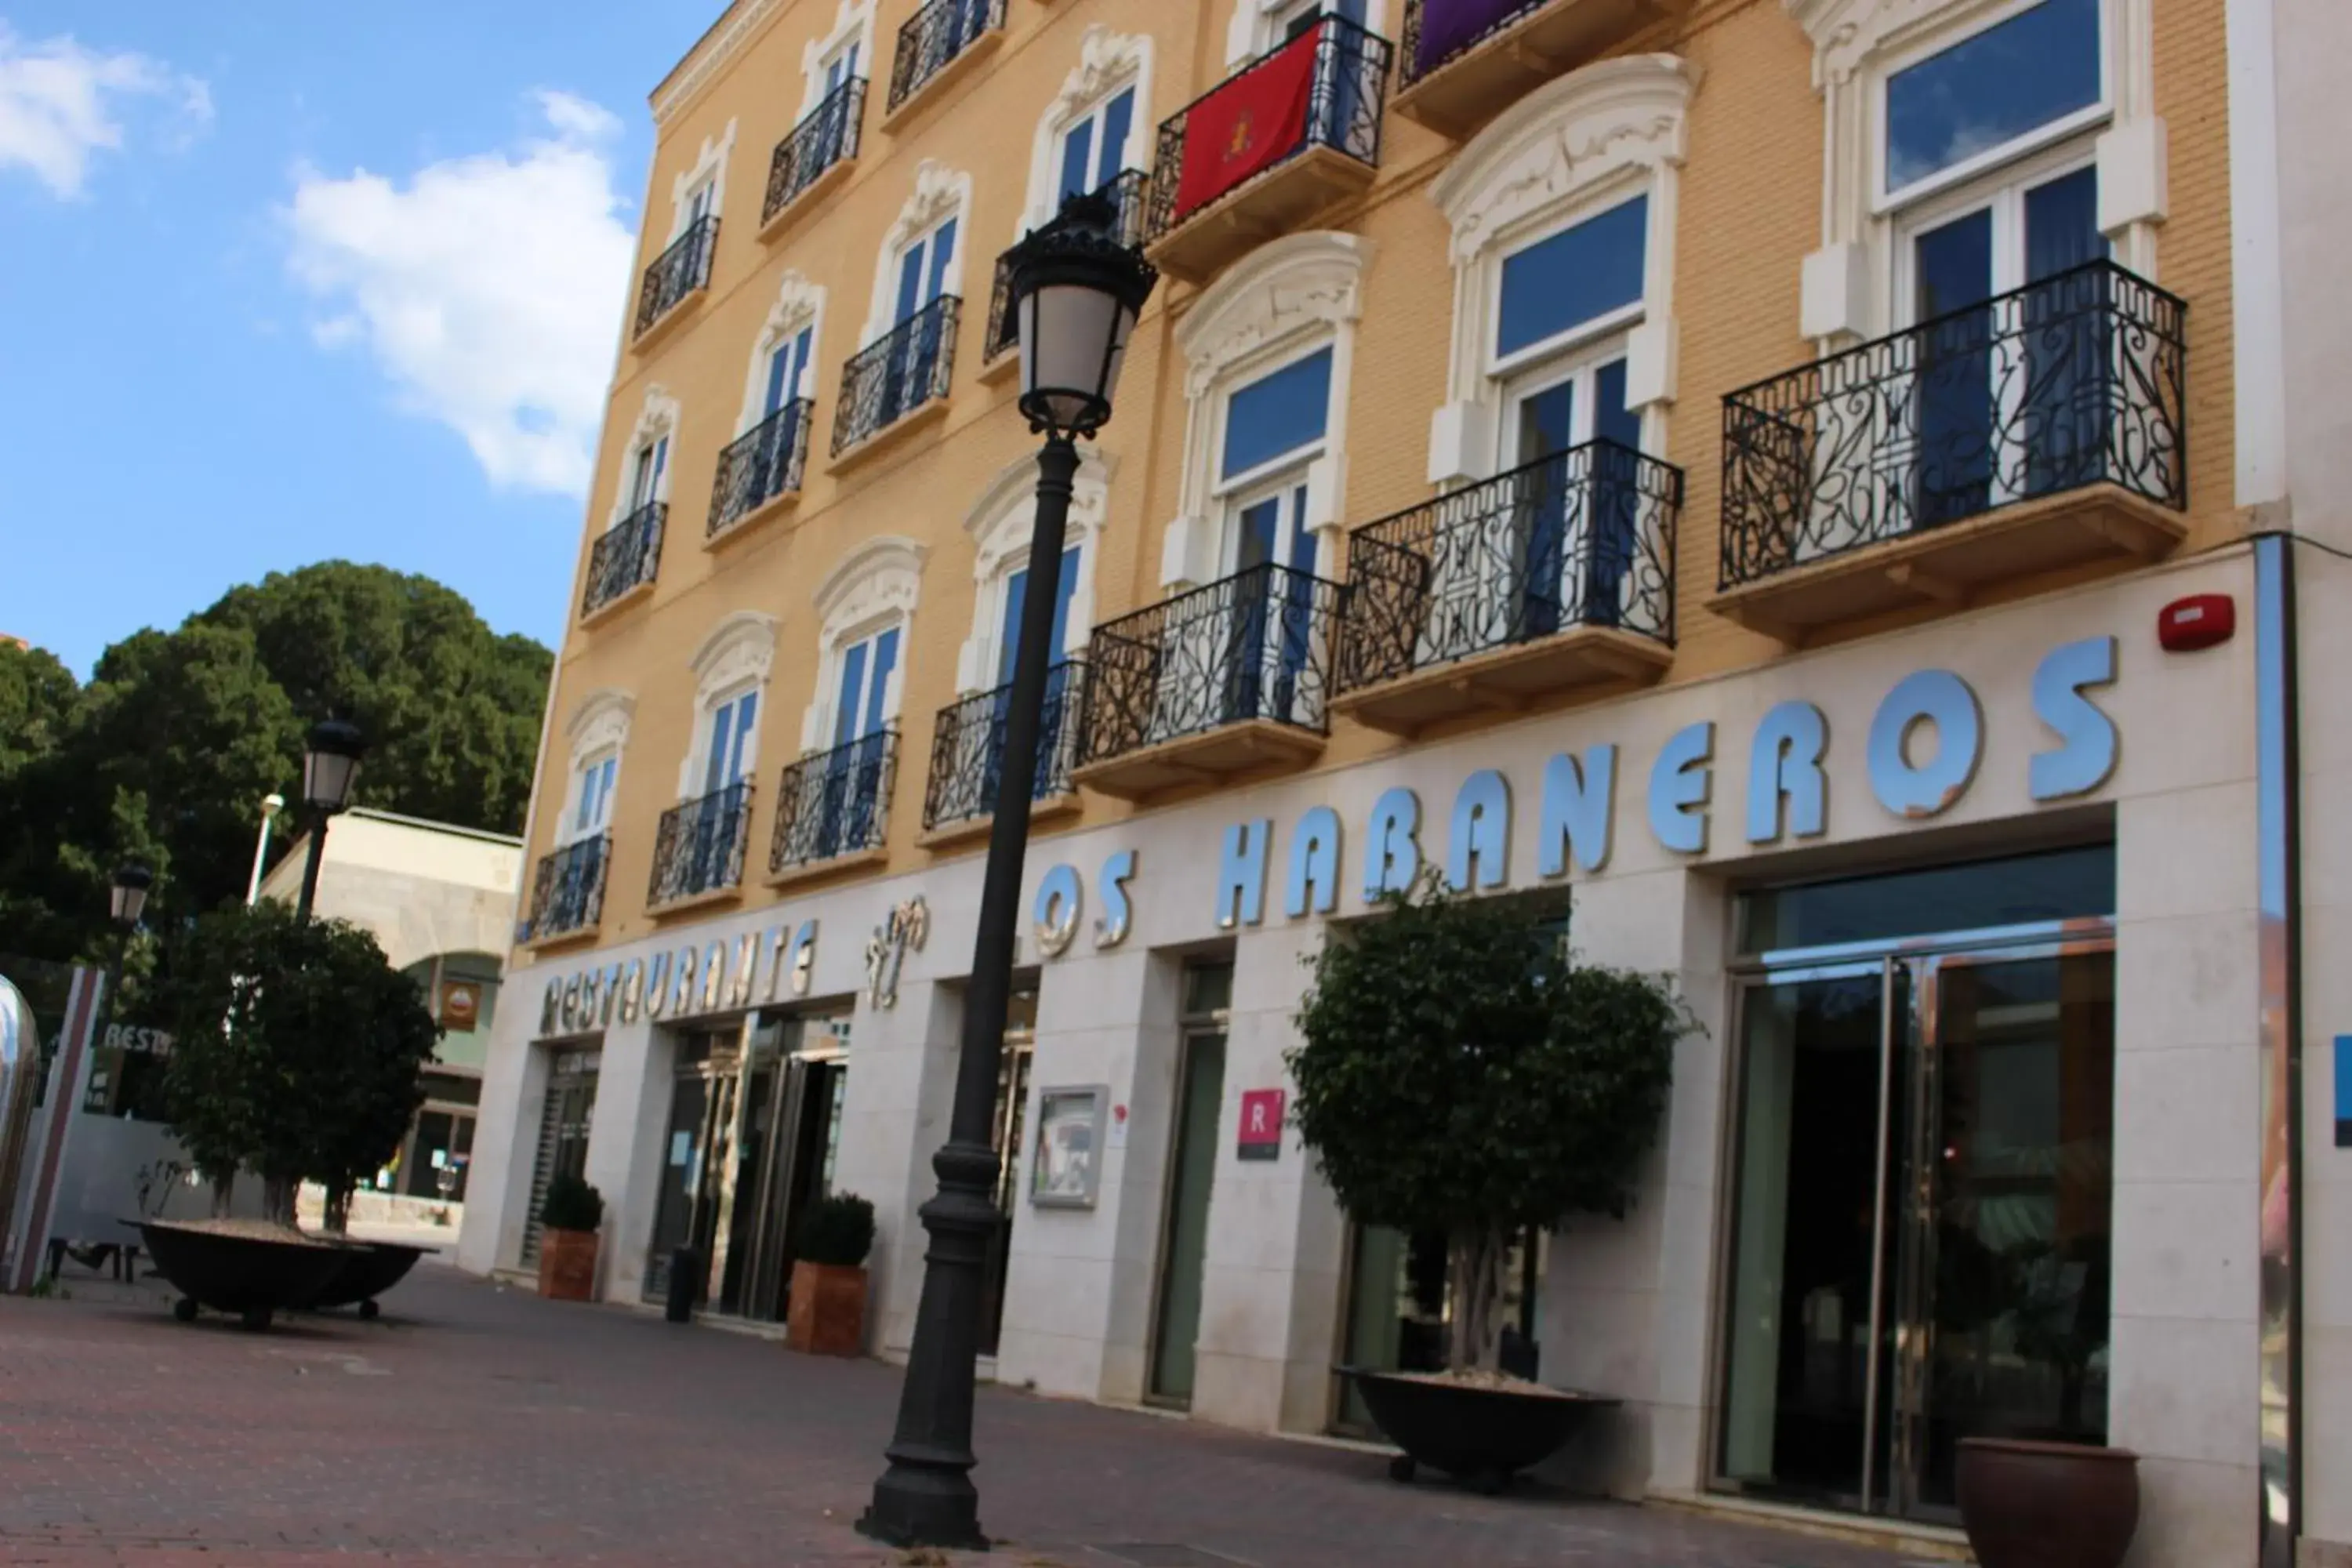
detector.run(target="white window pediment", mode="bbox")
[955,449,1115,691]
[801,536,927,750]
[690,611,780,703]
[1425,55,1691,486]
[801,0,878,116]
[1163,231,1370,588]
[670,119,739,238]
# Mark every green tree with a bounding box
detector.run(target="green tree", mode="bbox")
[158,900,439,1223]
[1288,878,1686,1375]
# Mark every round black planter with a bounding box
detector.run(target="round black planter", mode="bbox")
[1955,1437,2140,1568]
[302,1242,429,1319]
[1343,1367,1619,1494]
[136,1221,350,1332]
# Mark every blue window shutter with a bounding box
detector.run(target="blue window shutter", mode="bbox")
[1497,196,1648,359]
[1221,347,1334,481]
[1097,89,1135,185]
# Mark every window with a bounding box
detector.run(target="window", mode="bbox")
[1221,347,1333,488]
[572,752,618,839]
[704,688,760,794]
[764,326,814,414]
[824,37,861,95]
[1495,196,1647,364]
[1058,85,1135,202]
[629,437,670,511]
[832,630,898,747]
[998,548,1081,679]
[685,178,717,227]
[894,218,958,325]
[1883,0,2102,196]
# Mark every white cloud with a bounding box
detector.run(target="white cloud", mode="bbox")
[0,24,211,197]
[285,92,637,497]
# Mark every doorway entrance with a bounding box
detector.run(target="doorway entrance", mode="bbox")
[1713,847,2116,1525]
[979,983,1038,1357]
[1149,962,1233,1407]
[642,1012,853,1319]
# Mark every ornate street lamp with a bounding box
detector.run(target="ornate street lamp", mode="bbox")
[296,718,367,922]
[108,863,152,928]
[861,191,1156,1552]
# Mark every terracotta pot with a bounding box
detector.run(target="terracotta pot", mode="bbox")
[786,1261,866,1356]
[1955,1437,2139,1568]
[536,1227,599,1301]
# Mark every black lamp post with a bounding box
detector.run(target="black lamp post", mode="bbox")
[295,717,366,923]
[860,190,1156,1551]
[99,862,152,1071]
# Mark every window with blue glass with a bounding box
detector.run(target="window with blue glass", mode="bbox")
[1058,86,1136,205]
[572,752,618,839]
[1221,347,1333,484]
[1496,195,1647,361]
[1885,0,2102,194]
[703,688,759,794]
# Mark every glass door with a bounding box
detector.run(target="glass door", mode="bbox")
[979,985,1037,1356]
[1715,938,2115,1523]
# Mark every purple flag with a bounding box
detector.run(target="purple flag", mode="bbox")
[1414,0,1541,78]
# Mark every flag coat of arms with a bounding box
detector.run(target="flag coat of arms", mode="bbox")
[1173,24,1326,222]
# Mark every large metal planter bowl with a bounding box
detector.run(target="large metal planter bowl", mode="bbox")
[1343,1367,1619,1494]
[302,1241,429,1319]
[1956,1437,2140,1568]
[136,1221,350,1332]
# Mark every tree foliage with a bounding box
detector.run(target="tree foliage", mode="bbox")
[1288,877,1686,1374]
[0,563,550,963]
[158,900,440,1222]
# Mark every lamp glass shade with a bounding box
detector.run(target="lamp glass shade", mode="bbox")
[110,865,152,926]
[303,720,367,814]
[1017,282,1134,436]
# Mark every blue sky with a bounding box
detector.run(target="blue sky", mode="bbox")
[0,5,719,675]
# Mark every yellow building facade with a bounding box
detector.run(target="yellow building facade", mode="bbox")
[462,0,2317,1559]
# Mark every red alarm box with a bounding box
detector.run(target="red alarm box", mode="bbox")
[2158,593,2235,652]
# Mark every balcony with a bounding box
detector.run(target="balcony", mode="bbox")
[520,834,608,947]
[1394,0,1683,137]
[771,731,898,883]
[1144,16,1393,282]
[707,399,813,543]
[983,170,1149,376]
[920,660,1087,845]
[581,502,665,621]
[830,296,960,466]
[884,0,1007,126]
[647,782,755,913]
[633,215,718,347]
[1716,260,2187,642]
[760,77,864,238]
[1334,440,1680,735]
[1073,564,1343,800]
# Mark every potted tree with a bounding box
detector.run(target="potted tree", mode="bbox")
[1290,877,1684,1493]
[786,1192,874,1356]
[536,1174,604,1301]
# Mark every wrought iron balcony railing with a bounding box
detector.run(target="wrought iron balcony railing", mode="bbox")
[772,731,898,872]
[1080,564,1345,766]
[709,399,813,536]
[1720,260,2188,590]
[1398,0,1552,89]
[582,502,665,618]
[648,781,755,908]
[832,295,960,456]
[521,833,609,943]
[922,660,1087,830]
[1145,16,1393,242]
[634,215,719,339]
[985,170,1149,361]
[887,0,1006,114]
[1337,440,1682,693]
[764,77,865,225]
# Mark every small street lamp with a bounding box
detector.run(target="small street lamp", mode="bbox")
[296,718,367,922]
[109,863,152,929]
[861,190,1156,1552]
[245,793,285,907]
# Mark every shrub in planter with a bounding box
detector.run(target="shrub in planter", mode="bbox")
[788,1192,875,1356]
[1290,876,1687,1488]
[537,1174,603,1301]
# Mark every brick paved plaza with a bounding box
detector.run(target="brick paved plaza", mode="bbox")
[0,1261,1938,1566]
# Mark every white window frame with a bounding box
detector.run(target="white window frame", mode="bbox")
[800,536,927,753]
[666,120,738,241]
[681,612,779,798]
[1162,232,1369,591]
[1426,55,1691,489]
[1020,27,1154,234]
[1789,0,2163,347]
[800,0,878,116]
[1891,141,2103,326]
[1225,0,1388,63]
[737,270,828,436]
[955,451,1113,694]
[570,750,619,840]
[607,387,682,531]
[863,161,974,345]
[559,689,633,844]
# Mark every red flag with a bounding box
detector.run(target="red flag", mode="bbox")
[1173,24,1323,222]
